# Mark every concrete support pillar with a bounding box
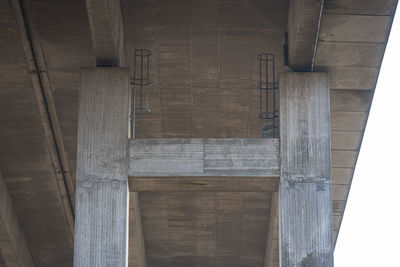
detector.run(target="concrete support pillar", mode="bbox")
[279,72,333,266]
[74,67,130,267]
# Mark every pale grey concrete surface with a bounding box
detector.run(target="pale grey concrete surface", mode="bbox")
[279,73,333,266]
[74,68,130,267]
[129,138,280,177]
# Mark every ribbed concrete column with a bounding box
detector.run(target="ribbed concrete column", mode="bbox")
[279,72,333,266]
[74,67,130,267]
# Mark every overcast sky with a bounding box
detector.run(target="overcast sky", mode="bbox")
[334,6,400,267]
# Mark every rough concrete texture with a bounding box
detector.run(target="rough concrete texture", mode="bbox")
[128,138,280,177]
[0,0,397,266]
[74,68,130,267]
[279,73,333,267]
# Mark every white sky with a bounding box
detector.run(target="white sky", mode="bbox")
[334,6,400,267]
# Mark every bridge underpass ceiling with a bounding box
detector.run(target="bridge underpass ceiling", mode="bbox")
[0,0,396,266]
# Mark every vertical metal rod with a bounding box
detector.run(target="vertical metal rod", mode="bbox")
[146,87,149,111]
[259,57,263,121]
[146,50,150,87]
[140,50,144,113]
[146,50,150,112]
[272,56,276,138]
[131,53,137,138]
[265,57,269,135]
[132,86,136,138]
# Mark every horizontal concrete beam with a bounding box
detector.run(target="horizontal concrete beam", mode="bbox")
[129,176,279,192]
[128,138,280,192]
[128,138,280,177]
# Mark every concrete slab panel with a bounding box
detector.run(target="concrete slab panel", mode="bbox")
[332,200,345,216]
[219,88,250,128]
[140,191,269,266]
[331,150,358,168]
[319,14,391,42]
[193,87,219,137]
[332,184,349,201]
[330,89,373,112]
[156,1,191,84]
[325,67,379,90]
[331,130,362,150]
[221,37,255,87]
[160,83,193,137]
[254,0,289,30]
[324,0,397,15]
[316,42,385,67]
[221,0,256,32]
[190,0,220,87]
[332,167,353,185]
[219,126,249,138]
[331,111,367,131]
[332,215,342,230]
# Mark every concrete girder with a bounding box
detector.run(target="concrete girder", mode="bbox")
[85,0,125,66]
[128,138,280,178]
[127,138,280,192]
[10,0,75,237]
[287,0,323,70]
[0,171,35,267]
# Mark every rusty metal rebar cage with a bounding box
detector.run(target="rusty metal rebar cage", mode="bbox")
[258,53,279,138]
[130,49,151,138]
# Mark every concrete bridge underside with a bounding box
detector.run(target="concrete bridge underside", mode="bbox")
[0,0,397,266]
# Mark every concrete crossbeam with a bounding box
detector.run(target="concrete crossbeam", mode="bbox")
[279,73,333,266]
[127,138,280,192]
[0,171,35,267]
[129,177,279,192]
[128,138,280,177]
